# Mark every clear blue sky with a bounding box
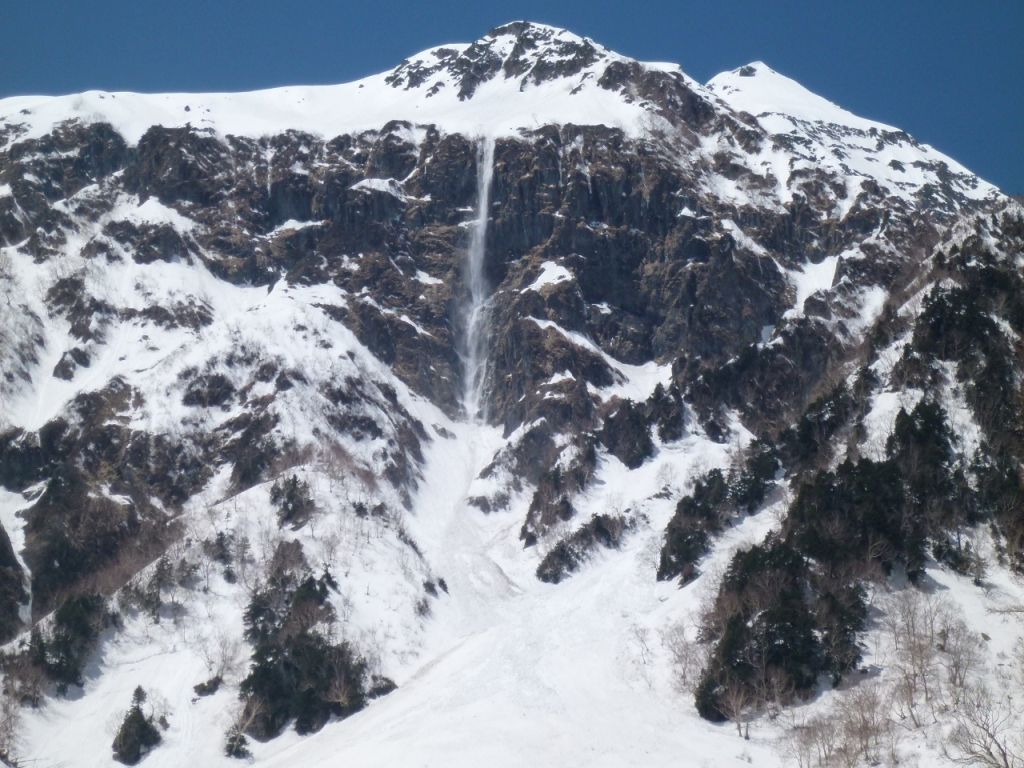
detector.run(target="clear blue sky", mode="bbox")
[4,0,1021,192]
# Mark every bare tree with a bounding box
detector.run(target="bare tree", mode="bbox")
[786,681,902,768]
[720,679,754,738]
[886,589,944,722]
[938,617,982,706]
[325,669,356,711]
[786,713,839,768]
[0,689,21,765]
[200,631,244,681]
[232,696,266,737]
[661,621,709,694]
[944,684,1023,768]
[319,531,341,570]
[837,681,896,766]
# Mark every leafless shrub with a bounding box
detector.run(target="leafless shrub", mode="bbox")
[232,534,254,588]
[414,597,431,618]
[66,519,181,607]
[318,443,378,495]
[1012,637,1024,690]
[267,443,316,480]
[3,643,48,711]
[0,250,14,310]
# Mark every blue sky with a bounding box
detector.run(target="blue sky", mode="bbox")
[4,0,1021,192]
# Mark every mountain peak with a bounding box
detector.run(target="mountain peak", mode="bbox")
[484,20,589,42]
[708,60,893,131]
[385,21,614,100]
[735,61,774,77]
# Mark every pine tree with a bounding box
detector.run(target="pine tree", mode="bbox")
[112,686,162,765]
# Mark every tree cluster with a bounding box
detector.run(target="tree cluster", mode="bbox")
[234,548,367,744]
[112,686,162,765]
[3,593,112,698]
[270,474,315,529]
[693,534,864,728]
[657,441,778,583]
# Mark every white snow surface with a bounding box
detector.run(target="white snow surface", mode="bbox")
[350,177,407,200]
[524,260,574,292]
[782,254,839,319]
[0,24,1002,217]
[0,27,670,145]
[707,62,1000,205]
[708,61,893,132]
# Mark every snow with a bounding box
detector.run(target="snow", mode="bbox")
[0,22,1019,768]
[782,254,839,319]
[708,62,893,132]
[528,317,671,402]
[707,62,1000,205]
[266,219,322,237]
[543,371,575,386]
[350,178,406,200]
[937,361,984,462]
[860,389,924,460]
[721,219,767,256]
[414,270,443,286]
[0,488,35,623]
[0,28,673,146]
[247,424,775,768]
[835,282,889,338]
[5,358,780,768]
[524,261,573,292]
[121,195,198,232]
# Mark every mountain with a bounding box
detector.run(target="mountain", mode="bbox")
[0,20,1021,768]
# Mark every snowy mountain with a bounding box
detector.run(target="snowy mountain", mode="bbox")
[0,20,1021,768]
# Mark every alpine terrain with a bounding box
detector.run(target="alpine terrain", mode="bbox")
[0,21,1022,768]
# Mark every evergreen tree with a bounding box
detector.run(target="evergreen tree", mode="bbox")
[112,686,161,765]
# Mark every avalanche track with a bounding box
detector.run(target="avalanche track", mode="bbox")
[258,421,778,768]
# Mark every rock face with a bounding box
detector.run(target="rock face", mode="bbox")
[0,21,1020,768]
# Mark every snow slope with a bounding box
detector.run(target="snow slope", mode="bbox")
[706,62,999,208]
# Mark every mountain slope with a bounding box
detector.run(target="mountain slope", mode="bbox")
[0,20,1021,768]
